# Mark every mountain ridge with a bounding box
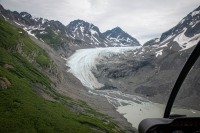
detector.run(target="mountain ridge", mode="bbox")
[160,5,200,43]
[0,4,140,49]
[142,6,200,46]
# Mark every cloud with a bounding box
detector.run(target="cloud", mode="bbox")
[1,0,200,44]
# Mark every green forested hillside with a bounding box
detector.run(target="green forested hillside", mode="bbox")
[0,17,123,133]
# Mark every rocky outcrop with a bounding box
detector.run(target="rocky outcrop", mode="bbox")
[0,77,11,89]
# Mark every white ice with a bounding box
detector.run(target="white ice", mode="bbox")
[23,27,38,39]
[155,49,163,57]
[173,28,200,51]
[67,46,141,89]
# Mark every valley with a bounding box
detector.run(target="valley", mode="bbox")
[0,3,200,133]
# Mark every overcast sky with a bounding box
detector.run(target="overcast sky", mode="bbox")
[1,0,200,44]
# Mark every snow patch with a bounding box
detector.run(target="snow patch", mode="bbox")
[40,31,47,34]
[80,26,84,33]
[173,28,200,51]
[92,36,100,43]
[14,21,22,26]
[2,15,7,21]
[42,19,47,24]
[159,43,168,48]
[155,49,163,57]
[90,29,98,35]
[155,38,160,43]
[191,10,200,17]
[22,14,27,17]
[39,38,45,43]
[127,38,131,42]
[192,21,199,28]
[23,27,38,39]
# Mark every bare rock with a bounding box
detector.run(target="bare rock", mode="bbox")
[0,77,11,89]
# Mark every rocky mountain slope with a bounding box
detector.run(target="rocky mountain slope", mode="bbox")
[66,19,110,47]
[0,4,138,132]
[160,6,200,42]
[0,14,127,132]
[92,5,200,110]
[0,4,140,52]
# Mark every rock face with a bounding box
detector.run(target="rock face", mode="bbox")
[0,4,140,50]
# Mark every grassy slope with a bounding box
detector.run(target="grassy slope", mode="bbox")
[0,17,123,133]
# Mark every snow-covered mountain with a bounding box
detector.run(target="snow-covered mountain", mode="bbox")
[160,6,200,42]
[103,27,140,46]
[144,6,200,50]
[0,4,140,49]
[156,5,200,51]
[65,19,109,47]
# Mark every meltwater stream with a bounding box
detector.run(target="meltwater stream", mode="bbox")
[66,47,200,129]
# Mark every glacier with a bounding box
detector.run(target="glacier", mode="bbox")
[67,46,141,89]
[66,46,200,129]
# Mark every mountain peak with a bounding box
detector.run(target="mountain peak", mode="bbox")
[66,19,91,28]
[66,19,100,33]
[113,26,123,30]
[70,19,86,23]
[103,27,140,46]
[0,3,141,48]
[20,11,32,18]
[110,27,125,34]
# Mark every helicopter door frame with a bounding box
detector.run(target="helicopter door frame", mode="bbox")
[164,41,200,118]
